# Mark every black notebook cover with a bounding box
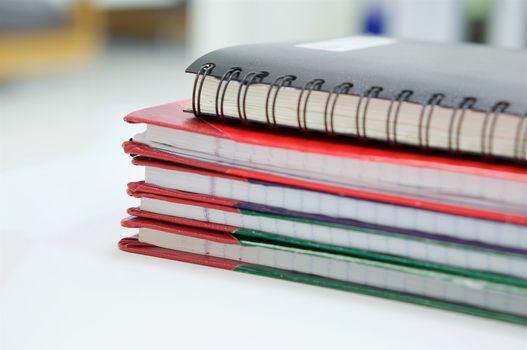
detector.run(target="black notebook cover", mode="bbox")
[186,36,527,116]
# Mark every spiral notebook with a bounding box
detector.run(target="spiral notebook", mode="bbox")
[186,36,527,161]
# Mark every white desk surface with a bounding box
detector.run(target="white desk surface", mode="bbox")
[1,44,526,350]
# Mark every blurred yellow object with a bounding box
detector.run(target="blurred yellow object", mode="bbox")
[107,6,186,40]
[0,1,104,81]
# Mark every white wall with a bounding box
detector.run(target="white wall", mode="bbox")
[187,0,360,60]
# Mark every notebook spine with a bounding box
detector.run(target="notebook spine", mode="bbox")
[192,63,526,161]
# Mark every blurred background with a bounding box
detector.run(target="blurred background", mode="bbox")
[1,0,526,169]
[1,0,526,80]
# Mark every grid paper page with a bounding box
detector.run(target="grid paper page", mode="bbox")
[140,197,527,280]
[141,126,527,214]
[145,166,527,249]
[138,227,527,317]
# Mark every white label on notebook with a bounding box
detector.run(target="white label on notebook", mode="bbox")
[296,36,396,52]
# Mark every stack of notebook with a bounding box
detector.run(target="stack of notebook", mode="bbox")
[120,37,527,324]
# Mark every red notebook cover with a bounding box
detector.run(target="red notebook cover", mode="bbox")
[124,100,526,180]
[123,100,527,224]
[127,181,238,234]
[120,217,240,270]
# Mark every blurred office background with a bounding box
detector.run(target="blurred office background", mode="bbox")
[1,0,526,171]
[1,0,526,81]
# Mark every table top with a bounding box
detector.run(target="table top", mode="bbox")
[1,44,526,350]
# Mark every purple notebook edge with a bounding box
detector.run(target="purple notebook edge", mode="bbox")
[237,201,527,257]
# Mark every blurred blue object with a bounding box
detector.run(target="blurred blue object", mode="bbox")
[363,2,386,35]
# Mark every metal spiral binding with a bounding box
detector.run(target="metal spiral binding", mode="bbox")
[296,79,324,131]
[192,63,215,115]
[195,63,525,160]
[324,82,353,134]
[215,67,242,119]
[522,123,527,161]
[514,112,527,161]
[481,101,509,157]
[386,90,413,144]
[356,86,383,139]
[236,71,268,122]
[418,93,444,148]
[447,97,476,152]
[265,75,296,126]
